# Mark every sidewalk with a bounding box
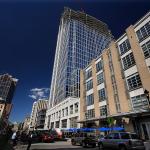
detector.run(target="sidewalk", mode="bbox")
[144,141,150,150]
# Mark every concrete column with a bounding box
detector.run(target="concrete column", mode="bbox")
[109,41,130,112]
[80,70,86,121]
[91,60,100,118]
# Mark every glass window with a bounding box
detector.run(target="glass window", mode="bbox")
[131,94,149,110]
[131,134,139,139]
[74,103,78,113]
[122,52,135,70]
[119,39,131,55]
[86,94,94,106]
[85,69,92,80]
[97,72,104,85]
[87,109,95,119]
[100,105,107,116]
[141,40,150,58]
[127,74,142,90]
[70,105,73,114]
[113,133,120,139]
[61,119,67,128]
[98,88,106,101]
[96,61,103,72]
[65,107,68,116]
[120,133,130,139]
[62,109,64,117]
[136,21,150,42]
[86,79,93,91]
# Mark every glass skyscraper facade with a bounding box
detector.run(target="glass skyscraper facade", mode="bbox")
[49,8,112,107]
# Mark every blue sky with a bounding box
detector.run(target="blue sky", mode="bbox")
[0,0,149,123]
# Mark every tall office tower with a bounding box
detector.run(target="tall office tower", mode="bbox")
[49,7,112,107]
[0,73,18,120]
[0,73,18,104]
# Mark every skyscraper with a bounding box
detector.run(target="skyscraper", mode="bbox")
[0,73,18,104]
[49,7,112,107]
[0,73,18,120]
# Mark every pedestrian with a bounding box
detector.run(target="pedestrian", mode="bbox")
[11,131,17,146]
[26,132,33,150]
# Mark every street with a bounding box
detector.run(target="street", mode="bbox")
[15,141,100,150]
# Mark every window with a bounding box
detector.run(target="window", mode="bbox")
[127,74,142,90]
[70,117,78,128]
[61,119,67,128]
[141,40,150,58]
[59,110,61,118]
[74,103,78,113]
[86,69,92,80]
[100,105,107,116]
[70,105,73,114]
[119,39,131,55]
[65,107,68,116]
[122,52,135,70]
[96,61,103,72]
[87,109,95,119]
[86,79,93,91]
[62,109,64,117]
[113,133,120,139]
[136,22,150,42]
[86,94,94,106]
[120,133,130,139]
[97,72,104,85]
[131,94,149,110]
[98,88,106,101]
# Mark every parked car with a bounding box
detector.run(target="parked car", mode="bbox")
[41,132,54,143]
[98,132,145,150]
[71,132,97,148]
[49,128,64,140]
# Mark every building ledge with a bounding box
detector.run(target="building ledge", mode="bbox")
[78,109,150,123]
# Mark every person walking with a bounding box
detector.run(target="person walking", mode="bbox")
[11,131,17,146]
[26,132,33,150]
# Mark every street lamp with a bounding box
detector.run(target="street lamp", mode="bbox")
[144,89,150,105]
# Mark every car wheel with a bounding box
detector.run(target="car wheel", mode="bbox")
[71,140,76,145]
[120,145,127,150]
[92,143,96,148]
[99,143,104,150]
[82,141,87,148]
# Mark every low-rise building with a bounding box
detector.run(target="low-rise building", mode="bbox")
[23,116,30,131]
[29,99,48,130]
[80,11,150,140]
[45,97,80,129]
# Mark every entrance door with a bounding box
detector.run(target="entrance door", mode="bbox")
[141,122,150,140]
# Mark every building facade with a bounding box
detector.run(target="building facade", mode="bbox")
[49,7,112,108]
[29,99,48,130]
[80,12,150,140]
[45,97,80,129]
[35,99,48,129]
[23,116,30,132]
[29,102,37,130]
[0,74,18,120]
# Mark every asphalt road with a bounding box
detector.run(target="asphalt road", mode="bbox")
[15,141,100,150]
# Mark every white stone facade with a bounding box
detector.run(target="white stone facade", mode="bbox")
[45,97,80,129]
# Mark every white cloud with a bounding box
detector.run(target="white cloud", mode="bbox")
[29,88,50,100]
